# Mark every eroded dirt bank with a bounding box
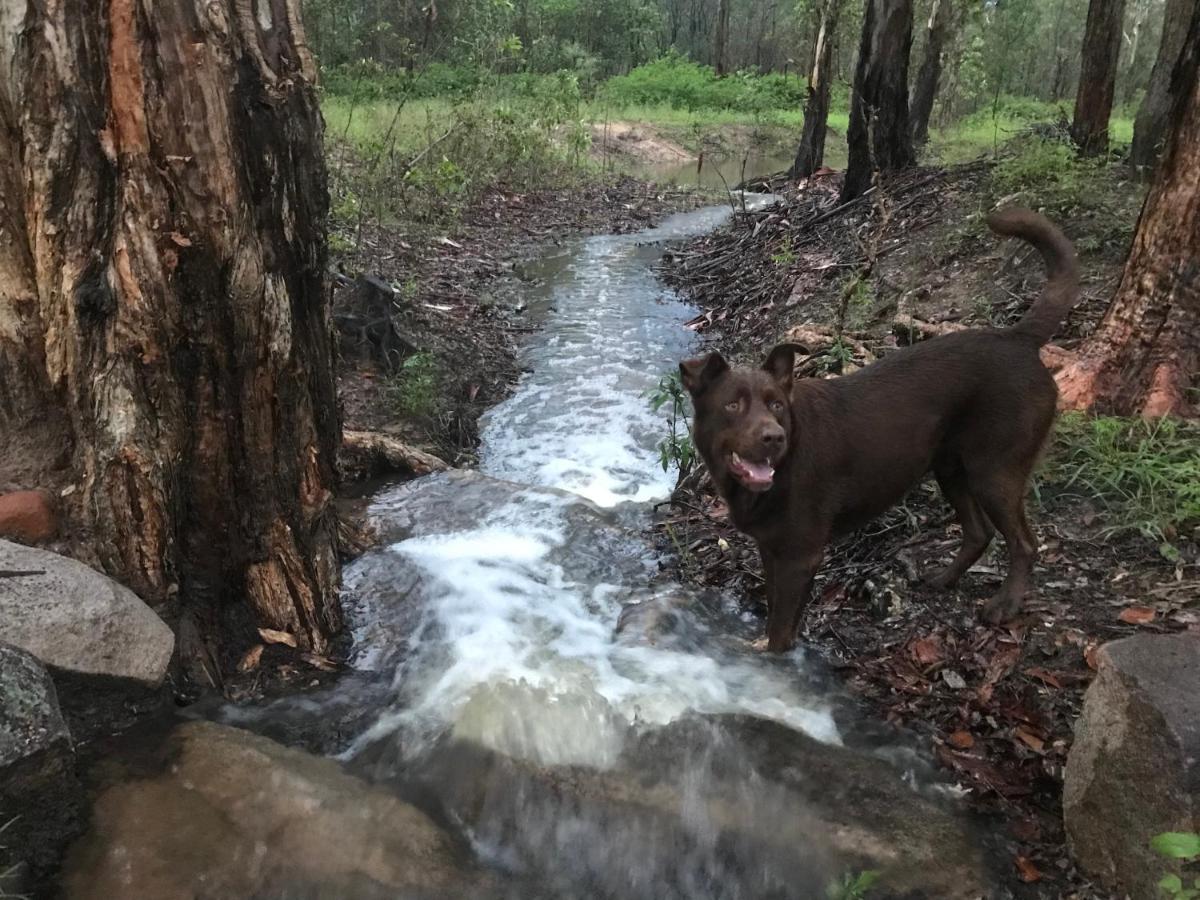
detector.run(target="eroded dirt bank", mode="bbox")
[657,162,1198,898]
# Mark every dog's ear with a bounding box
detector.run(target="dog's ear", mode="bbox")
[762,343,804,390]
[679,353,729,397]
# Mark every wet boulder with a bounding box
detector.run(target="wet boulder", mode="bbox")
[1064,633,1200,897]
[0,541,174,687]
[0,643,80,891]
[62,720,494,899]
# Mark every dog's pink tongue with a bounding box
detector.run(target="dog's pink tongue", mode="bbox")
[740,459,774,487]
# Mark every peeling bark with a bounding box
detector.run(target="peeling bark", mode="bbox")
[792,0,842,178]
[1057,7,1200,417]
[1071,0,1127,157]
[0,0,341,655]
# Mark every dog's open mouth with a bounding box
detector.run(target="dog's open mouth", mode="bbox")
[729,452,775,491]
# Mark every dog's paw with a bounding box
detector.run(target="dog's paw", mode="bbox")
[922,569,958,592]
[980,591,1024,625]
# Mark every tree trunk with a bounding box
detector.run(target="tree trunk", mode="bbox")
[714,0,732,76]
[1056,6,1200,417]
[792,0,843,177]
[841,0,916,201]
[0,1,342,659]
[1131,0,1198,176]
[910,0,957,148]
[1071,0,1127,157]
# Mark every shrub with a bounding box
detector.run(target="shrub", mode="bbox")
[599,53,807,112]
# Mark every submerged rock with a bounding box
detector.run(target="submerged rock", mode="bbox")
[62,720,494,900]
[0,643,80,891]
[392,713,997,899]
[1064,633,1200,897]
[0,540,174,686]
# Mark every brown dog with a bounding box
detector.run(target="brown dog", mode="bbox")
[680,207,1079,652]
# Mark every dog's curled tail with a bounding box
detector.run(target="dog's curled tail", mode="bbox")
[987,206,1080,345]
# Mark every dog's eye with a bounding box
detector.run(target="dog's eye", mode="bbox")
[769,400,785,413]
[724,399,741,413]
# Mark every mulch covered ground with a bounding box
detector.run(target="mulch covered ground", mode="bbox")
[655,161,1198,898]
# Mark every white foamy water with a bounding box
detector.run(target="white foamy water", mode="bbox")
[343,198,840,769]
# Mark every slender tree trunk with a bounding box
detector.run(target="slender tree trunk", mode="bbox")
[1131,0,1198,176]
[841,0,916,201]
[1072,0,1127,156]
[1056,6,1200,417]
[910,0,958,148]
[792,0,843,177]
[714,0,731,76]
[0,1,342,659]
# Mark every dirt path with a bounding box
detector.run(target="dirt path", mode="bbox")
[657,163,1197,898]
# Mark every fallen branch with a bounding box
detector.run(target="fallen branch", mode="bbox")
[340,430,449,481]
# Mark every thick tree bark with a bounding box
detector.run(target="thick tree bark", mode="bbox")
[910,0,957,149]
[714,0,731,76]
[841,0,916,201]
[1071,0,1127,157]
[1131,0,1198,176]
[1056,7,1200,417]
[0,1,342,655]
[792,0,842,177]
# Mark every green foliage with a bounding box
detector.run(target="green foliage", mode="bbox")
[826,869,881,900]
[385,352,441,420]
[600,54,809,112]
[647,371,696,478]
[1039,415,1200,560]
[1152,832,1200,899]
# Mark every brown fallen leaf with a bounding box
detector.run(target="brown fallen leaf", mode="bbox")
[947,730,975,750]
[258,627,298,648]
[1118,606,1156,625]
[169,231,193,247]
[1024,666,1064,689]
[910,636,944,666]
[1014,726,1045,753]
[237,644,264,673]
[1084,643,1102,670]
[301,652,339,672]
[1010,818,1042,842]
[1014,856,1043,883]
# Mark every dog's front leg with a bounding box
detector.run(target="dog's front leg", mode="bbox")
[764,547,823,653]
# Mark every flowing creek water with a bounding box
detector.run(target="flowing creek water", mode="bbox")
[203,201,995,898]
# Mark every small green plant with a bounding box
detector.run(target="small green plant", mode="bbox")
[1152,832,1200,898]
[1038,414,1200,560]
[647,370,696,478]
[826,869,881,900]
[770,236,796,267]
[385,351,440,419]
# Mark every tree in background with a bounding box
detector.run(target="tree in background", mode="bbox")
[1071,0,1127,155]
[1131,0,1198,175]
[910,0,961,148]
[713,0,732,75]
[1056,5,1200,416]
[792,0,844,176]
[841,0,916,201]
[0,1,342,677]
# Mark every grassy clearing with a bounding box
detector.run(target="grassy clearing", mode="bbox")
[1039,414,1200,560]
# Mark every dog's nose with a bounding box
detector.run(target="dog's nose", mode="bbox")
[760,425,785,448]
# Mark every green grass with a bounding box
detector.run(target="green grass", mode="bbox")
[1039,414,1200,560]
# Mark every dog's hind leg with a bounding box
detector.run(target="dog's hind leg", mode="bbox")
[969,469,1038,624]
[925,457,995,590]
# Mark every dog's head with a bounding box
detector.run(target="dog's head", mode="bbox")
[679,344,800,494]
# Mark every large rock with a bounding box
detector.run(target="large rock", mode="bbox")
[0,490,57,544]
[1064,633,1200,897]
[62,720,493,899]
[385,714,996,899]
[0,643,80,891]
[0,541,174,686]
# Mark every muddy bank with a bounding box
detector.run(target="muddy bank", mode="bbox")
[656,163,1196,897]
[331,175,712,466]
